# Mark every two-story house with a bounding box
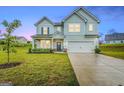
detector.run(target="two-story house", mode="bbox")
[31,7,100,53]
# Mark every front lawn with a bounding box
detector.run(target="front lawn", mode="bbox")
[101,51,124,59]
[0,47,79,86]
[100,44,124,59]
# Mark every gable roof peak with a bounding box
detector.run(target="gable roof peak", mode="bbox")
[34,16,54,26]
[62,7,100,23]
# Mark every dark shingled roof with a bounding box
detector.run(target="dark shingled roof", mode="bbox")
[105,33,124,41]
[54,22,62,26]
[34,7,100,27]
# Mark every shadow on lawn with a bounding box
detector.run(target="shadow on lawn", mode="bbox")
[0,62,22,69]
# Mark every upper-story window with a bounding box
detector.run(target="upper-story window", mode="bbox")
[68,23,80,32]
[89,24,93,31]
[41,27,49,35]
[57,27,61,32]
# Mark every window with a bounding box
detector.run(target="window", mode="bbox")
[41,27,49,35]
[68,23,80,32]
[40,40,50,48]
[43,27,48,35]
[57,27,61,31]
[89,24,93,31]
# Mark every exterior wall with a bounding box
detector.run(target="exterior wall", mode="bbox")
[54,26,63,32]
[106,40,124,44]
[77,9,98,35]
[64,14,85,36]
[36,19,64,38]
[53,34,64,39]
[36,20,54,34]
[53,25,64,39]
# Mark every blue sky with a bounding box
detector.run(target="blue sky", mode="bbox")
[0,6,124,40]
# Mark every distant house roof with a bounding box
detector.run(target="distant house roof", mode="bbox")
[34,7,100,26]
[105,33,124,41]
[16,36,27,41]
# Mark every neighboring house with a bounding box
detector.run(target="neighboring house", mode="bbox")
[105,33,124,44]
[31,7,100,53]
[16,36,28,44]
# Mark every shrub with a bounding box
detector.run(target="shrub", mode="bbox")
[50,49,54,53]
[95,47,101,54]
[28,48,32,53]
[0,40,5,44]
[31,48,52,53]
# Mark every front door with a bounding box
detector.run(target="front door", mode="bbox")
[57,42,61,51]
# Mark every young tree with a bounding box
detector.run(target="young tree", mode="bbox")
[1,20,21,63]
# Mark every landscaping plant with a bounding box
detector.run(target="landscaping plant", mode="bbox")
[95,46,101,54]
[0,20,21,63]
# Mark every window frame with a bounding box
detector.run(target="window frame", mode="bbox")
[43,27,48,35]
[40,40,50,48]
[68,23,81,32]
[88,24,93,31]
[41,26,50,35]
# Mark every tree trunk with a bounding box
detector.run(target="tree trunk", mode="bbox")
[7,39,10,63]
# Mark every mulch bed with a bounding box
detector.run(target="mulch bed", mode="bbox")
[0,62,22,69]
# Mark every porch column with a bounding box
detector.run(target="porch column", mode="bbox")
[51,38,53,49]
[32,38,35,49]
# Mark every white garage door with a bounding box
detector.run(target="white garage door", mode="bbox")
[68,41,94,53]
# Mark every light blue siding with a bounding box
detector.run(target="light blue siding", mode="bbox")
[36,20,54,34]
[64,14,85,35]
[77,9,98,35]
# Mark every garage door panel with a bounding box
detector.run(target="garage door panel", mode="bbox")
[68,41,94,53]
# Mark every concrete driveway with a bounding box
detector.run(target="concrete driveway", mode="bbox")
[68,53,124,86]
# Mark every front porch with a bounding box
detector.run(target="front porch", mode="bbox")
[32,38,64,51]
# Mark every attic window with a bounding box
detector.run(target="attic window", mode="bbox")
[89,24,93,31]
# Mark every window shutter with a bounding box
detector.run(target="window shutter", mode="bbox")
[47,27,49,34]
[41,27,43,35]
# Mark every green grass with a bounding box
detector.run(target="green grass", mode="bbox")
[101,51,124,59]
[100,44,124,59]
[0,47,79,86]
